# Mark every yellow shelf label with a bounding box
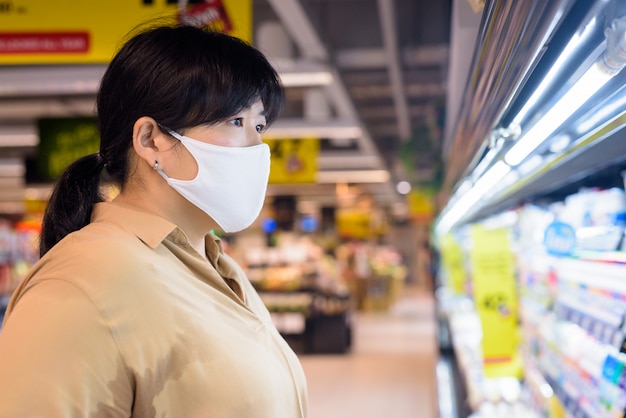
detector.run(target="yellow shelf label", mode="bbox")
[439,233,466,295]
[469,225,519,377]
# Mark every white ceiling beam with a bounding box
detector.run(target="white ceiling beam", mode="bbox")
[0,125,38,147]
[350,82,445,99]
[377,0,411,140]
[317,169,390,184]
[0,97,96,119]
[360,104,433,120]
[0,201,25,214]
[402,45,450,67]
[267,182,400,204]
[335,45,449,69]
[264,118,361,139]
[318,153,384,170]
[268,58,334,87]
[0,158,25,177]
[0,65,105,97]
[265,0,386,164]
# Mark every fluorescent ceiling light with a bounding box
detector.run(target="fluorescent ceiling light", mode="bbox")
[264,119,362,139]
[279,71,333,87]
[396,181,411,195]
[504,62,613,166]
[318,154,382,170]
[0,201,25,214]
[0,158,26,177]
[0,65,105,97]
[0,124,38,147]
[316,169,390,184]
[269,58,334,87]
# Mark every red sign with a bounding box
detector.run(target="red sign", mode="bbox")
[179,0,232,31]
[0,32,89,54]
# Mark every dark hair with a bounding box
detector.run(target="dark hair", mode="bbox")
[39,22,284,256]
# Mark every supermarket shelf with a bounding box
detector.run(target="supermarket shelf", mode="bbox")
[554,255,626,294]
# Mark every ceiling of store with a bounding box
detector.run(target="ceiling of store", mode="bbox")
[0,0,465,216]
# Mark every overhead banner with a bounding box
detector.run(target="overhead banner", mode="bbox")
[264,138,319,184]
[336,209,373,240]
[407,188,435,224]
[0,0,252,64]
[34,117,100,182]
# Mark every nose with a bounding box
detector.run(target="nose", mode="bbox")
[247,126,264,146]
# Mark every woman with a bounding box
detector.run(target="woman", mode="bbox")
[0,22,308,417]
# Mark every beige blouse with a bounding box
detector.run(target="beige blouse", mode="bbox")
[0,202,308,417]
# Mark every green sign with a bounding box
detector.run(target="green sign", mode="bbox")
[37,117,100,181]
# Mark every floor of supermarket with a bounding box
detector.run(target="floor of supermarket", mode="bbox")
[298,284,441,418]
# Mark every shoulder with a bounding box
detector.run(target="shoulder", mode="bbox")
[43,221,151,274]
[18,221,157,305]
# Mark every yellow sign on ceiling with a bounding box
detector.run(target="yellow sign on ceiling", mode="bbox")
[264,138,320,184]
[407,188,435,224]
[0,0,251,64]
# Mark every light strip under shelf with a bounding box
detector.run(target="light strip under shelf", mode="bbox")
[504,62,614,166]
[436,160,511,235]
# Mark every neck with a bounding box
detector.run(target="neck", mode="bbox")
[113,185,215,260]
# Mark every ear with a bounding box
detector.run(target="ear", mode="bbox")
[132,117,168,169]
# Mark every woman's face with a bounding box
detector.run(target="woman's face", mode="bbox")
[164,99,268,181]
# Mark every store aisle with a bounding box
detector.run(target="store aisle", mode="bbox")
[299,286,439,418]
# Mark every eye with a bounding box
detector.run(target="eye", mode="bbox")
[256,123,266,133]
[230,117,244,127]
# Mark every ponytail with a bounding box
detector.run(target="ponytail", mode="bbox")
[39,153,106,257]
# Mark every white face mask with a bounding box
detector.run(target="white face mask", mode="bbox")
[158,130,271,233]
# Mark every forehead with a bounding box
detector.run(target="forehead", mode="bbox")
[248,99,265,114]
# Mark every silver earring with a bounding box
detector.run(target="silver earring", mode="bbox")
[153,161,159,170]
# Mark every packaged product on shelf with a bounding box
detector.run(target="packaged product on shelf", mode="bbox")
[558,187,626,253]
[0,218,40,297]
